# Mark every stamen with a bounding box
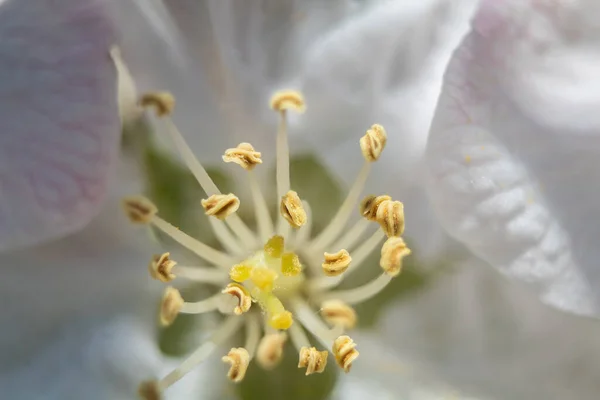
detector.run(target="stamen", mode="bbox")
[222,142,263,170]
[122,196,157,224]
[249,171,274,242]
[291,298,336,348]
[140,92,175,117]
[158,315,243,390]
[322,249,352,277]
[201,194,240,220]
[178,292,224,314]
[270,90,306,113]
[298,347,329,376]
[320,300,357,330]
[170,265,228,284]
[281,252,302,277]
[138,380,160,400]
[380,237,411,277]
[222,348,250,383]
[291,201,312,249]
[222,283,252,315]
[288,321,311,351]
[149,252,176,282]
[360,195,392,221]
[280,191,307,229]
[159,287,184,326]
[359,124,387,162]
[256,332,287,369]
[245,313,262,358]
[330,219,369,252]
[207,217,244,256]
[332,335,359,373]
[376,200,405,237]
[319,273,392,304]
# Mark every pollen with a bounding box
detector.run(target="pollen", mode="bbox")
[281,252,302,277]
[229,264,253,282]
[376,199,405,237]
[201,193,240,220]
[222,283,252,315]
[280,191,307,228]
[263,235,284,258]
[149,252,176,282]
[360,124,387,162]
[270,310,293,330]
[380,236,411,277]
[333,335,359,373]
[222,348,250,383]
[159,287,183,326]
[320,300,357,330]
[122,196,157,224]
[140,91,175,117]
[360,194,392,221]
[322,249,352,277]
[223,142,263,170]
[250,268,278,292]
[270,90,306,113]
[256,333,287,369]
[298,347,328,376]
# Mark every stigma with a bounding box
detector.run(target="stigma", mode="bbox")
[124,89,410,399]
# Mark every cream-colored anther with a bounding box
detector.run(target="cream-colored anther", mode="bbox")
[201,194,240,220]
[223,143,263,171]
[360,124,387,162]
[320,300,357,330]
[333,335,359,373]
[298,347,328,376]
[256,333,287,370]
[380,236,411,277]
[322,249,352,277]
[160,286,183,326]
[140,91,175,117]
[222,348,250,383]
[221,283,252,315]
[376,200,405,237]
[122,196,157,224]
[149,252,176,282]
[360,195,391,221]
[280,191,307,228]
[270,90,306,113]
[138,380,161,400]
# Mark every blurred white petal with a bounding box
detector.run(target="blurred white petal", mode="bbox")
[0,0,121,251]
[425,0,600,315]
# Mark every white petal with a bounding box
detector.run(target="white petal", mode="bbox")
[0,0,121,251]
[425,0,600,315]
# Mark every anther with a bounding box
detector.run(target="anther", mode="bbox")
[360,124,387,162]
[332,335,359,373]
[320,300,357,330]
[149,252,176,282]
[256,333,287,369]
[270,90,306,113]
[140,91,175,117]
[160,287,183,326]
[221,283,252,315]
[138,380,161,400]
[380,236,411,277]
[222,348,250,383]
[360,195,391,221]
[122,196,157,224]
[222,143,263,170]
[201,194,240,220]
[281,252,302,276]
[322,249,352,277]
[376,200,405,237]
[280,191,307,228]
[298,347,328,376]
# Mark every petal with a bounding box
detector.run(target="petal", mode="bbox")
[0,0,121,251]
[425,0,600,315]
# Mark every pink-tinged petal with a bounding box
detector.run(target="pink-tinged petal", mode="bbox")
[0,0,120,251]
[425,0,600,315]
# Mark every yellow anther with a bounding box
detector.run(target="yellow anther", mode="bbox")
[360,124,387,162]
[298,347,328,376]
[281,252,302,277]
[376,199,405,237]
[250,268,278,292]
[380,236,411,277]
[222,283,252,315]
[320,300,357,330]
[256,333,287,369]
[280,191,307,228]
[138,380,161,400]
[229,264,253,283]
[201,193,240,220]
[149,252,176,282]
[139,91,175,117]
[269,310,293,330]
[159,286,183,326]
[122,196,157,224]
[270,90,306,113]
[360,194,392,221]
[332,335,359,373]
[322,249,352,277]
[264,235,285,258]
[222,142,263,171]
[222,348,250,383]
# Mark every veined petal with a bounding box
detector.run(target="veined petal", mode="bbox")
[0,0,120,251]
[425,0,600,315]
